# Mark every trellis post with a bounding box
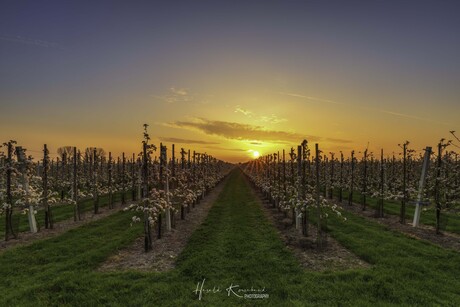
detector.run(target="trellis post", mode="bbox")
[413,147,431,227]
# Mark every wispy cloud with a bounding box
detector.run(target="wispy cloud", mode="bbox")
[259,115,287,124]
[375,109,451,126]
[278,92,342,105]
[0,35,64,49]
[171,88,188,96]
[234,105,287,124]
[279,91,451,126]
[158,137,219,145]
[152,87,193,103]
[152,87,209,104]
[377,109,426,121]
[168,118,351,144]
[234,106,252,116]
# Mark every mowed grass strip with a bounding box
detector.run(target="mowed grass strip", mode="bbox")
[0,190,132,236]
[0,169,459,306]
[337,189,460,234]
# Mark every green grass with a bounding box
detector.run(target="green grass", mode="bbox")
[335,188,460,234]
[0,170,459,306]
[0,190,132,236]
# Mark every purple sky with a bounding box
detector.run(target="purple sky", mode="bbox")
[1,1,459,161]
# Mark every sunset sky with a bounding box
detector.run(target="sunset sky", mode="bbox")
[1,1,459,162]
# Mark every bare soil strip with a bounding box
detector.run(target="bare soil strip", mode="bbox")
[245,181,370,272]
[98,177,229,272]
[339,201,460,252]
[0,204,125,253]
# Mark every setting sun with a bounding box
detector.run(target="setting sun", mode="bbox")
[253,151,260,158]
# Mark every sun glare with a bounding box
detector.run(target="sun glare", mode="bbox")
[253,151,260,158]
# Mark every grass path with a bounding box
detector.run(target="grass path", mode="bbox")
[0,169,459,306]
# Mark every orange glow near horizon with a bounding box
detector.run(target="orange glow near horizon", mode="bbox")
[2,89,458,164]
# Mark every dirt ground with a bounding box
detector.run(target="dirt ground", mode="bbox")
[98,176,229,272]
[0,204,125,253]
[338,200,460,253]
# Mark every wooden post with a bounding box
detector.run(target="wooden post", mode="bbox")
[301,143,308,236]
[181,149,186,219]
[435,143,442,234]
[137,158,142,200]
[108,152,113,209]
[401,143,407,224]
[339,152,344,203]
[315,144,322,249]
[51,159,55,182]
[277,151,280,210]
[290,148,295,223]
[187,151,192,213]
[376,149,385,218]
[390,154,395,194]
[268,154,273,204]
[192,150,195,208]
[43,144,52,229]
[121,152,126,205]
[131,153,136,201]
[72,147,79,221]
[202,153,206,199]
[296,145,302,231]
[348,151,355,206]
[283,149,286,215]
[93,149,99,214]
[83,154,89,190]
[61,152,66,201]
[413,147,431,227]
[180,148,186,218]
[362,149,368,211]
[5,142,16,240]
[323,156,327,198]
[142,142,153,251]
[162,145,172,232]
[16,147,38,233]
[181,148,185,170]
[116,156,120,190]
[172,144,179,225]
[329,153,334,199]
